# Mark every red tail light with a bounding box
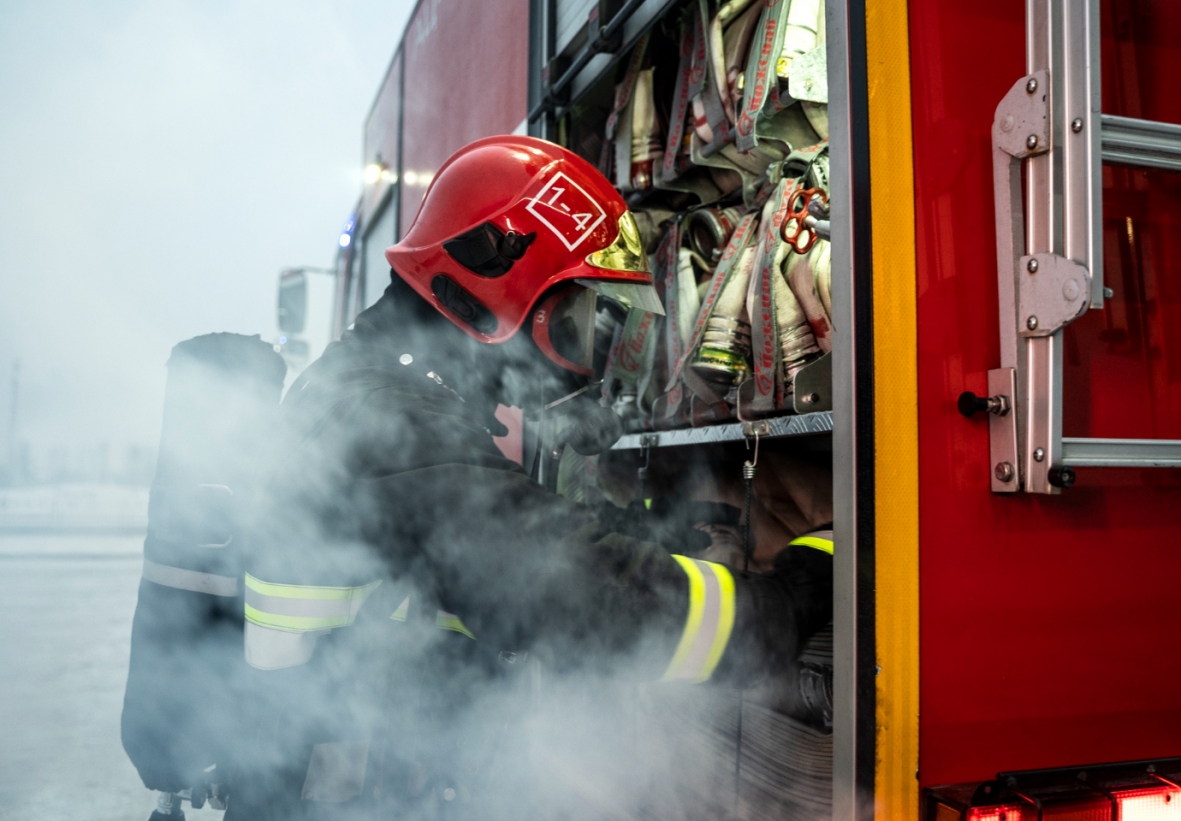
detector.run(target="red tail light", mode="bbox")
[1115,786,1181,820]
[966,804,1027,821]
[925,760,1181,821]
[1043,795,1118,821]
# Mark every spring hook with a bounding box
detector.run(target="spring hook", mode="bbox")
[741,431,760,570]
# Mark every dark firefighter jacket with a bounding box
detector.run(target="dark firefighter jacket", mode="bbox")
[227,288,832,820]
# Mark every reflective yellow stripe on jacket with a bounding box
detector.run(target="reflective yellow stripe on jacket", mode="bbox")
[435,610,475,639]
[389,596,475,639]
[244,574,381,632]
[662,556,736,683]
[790,529,834,555]
[243,574,381,670]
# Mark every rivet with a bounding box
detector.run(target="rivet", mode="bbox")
[1104,286,1114,299]
[1027,315,1039,330]
[443,788,456,802]
[1027,258,1039,273]
[399,353,413,365]
[1026,77,1038,93]
[1072,117,1084,133]
[1034,447,1045,462]
[1026,134,1039,150]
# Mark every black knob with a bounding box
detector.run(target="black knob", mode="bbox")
[958,391,991,418]
[1047,466,1076,489]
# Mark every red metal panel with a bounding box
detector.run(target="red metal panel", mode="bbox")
[399,0,530,240]
[361,52,402,226]
[909,0,1181,788]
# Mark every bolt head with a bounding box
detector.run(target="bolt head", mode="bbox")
[1026,77,1038,93]
[1027,315,1039,330]
[1072,117,1084,133]
[1026,134,1039,150]
[1034,447,1045,462]
[995,461,1015,482]
[1027,258,1039,273]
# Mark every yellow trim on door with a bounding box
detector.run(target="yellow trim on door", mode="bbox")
[866,0,921,817]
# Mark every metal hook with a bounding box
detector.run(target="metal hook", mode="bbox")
[743,429,760,476]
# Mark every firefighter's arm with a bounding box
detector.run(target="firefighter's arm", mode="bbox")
[650,532,833,687]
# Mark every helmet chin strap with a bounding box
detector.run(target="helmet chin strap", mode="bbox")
[542,383,592,411]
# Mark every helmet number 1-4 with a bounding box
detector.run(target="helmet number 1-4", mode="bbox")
[526,172,607,251]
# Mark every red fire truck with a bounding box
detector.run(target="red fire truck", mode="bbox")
[286,0,1181,817]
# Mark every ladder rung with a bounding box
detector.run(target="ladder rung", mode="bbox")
[1061,437,1181,468]
[1101,114,1181,172]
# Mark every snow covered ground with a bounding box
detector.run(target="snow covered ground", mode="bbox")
[0,484,149,532]
[0,534,223,820]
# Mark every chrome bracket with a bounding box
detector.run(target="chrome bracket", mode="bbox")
[993,70,1051,162]
[741,420,772,438]
[988,367,1019,493]
[990,70,1055,494]
[1016,252,1091,337]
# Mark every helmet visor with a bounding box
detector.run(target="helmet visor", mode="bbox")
[585,212,650,274]
[575,279,665,316]
[533,285,597,376]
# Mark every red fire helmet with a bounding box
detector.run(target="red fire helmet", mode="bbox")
[385,135,663,374]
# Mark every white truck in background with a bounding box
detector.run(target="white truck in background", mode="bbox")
[275,265,339,380]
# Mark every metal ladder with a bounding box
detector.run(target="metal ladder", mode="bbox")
[976,0,1181,493]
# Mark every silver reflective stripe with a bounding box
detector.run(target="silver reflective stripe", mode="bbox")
[679,561,721,678]
[302,740,369,803]
[662,556,736,683]
[244,621,323,670]
[243,576,381,632]
[142,558,238,597]
[244,589,360,620]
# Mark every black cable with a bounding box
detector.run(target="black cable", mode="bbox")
[735,435,758,813]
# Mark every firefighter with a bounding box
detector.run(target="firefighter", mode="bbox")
[227,136,832,820]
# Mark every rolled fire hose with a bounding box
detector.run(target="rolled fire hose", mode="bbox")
[628,68,663,191]
[785,239,833,354]
[774,266,822,400]
[691,243,757,388]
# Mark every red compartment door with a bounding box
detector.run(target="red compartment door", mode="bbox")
[910,0,1181,788]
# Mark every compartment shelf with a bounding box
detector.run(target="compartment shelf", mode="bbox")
[612,411,833,450]
[532,0,683,123]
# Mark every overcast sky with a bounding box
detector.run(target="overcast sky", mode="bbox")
[0,0,415,460]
